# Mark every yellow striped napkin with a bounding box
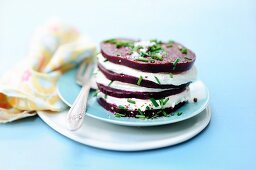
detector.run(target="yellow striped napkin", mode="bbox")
[0,21,96,123]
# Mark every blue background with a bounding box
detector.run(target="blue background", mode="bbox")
[1,0,256,169]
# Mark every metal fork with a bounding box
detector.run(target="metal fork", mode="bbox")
[66,61,94,131]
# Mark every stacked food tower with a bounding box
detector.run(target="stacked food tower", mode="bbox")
[96,39,197,118]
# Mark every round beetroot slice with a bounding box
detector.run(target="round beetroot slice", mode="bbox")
[97,83,187,99]
[97,97,187,118]
[98,63,190,89]
[100,39,196,73]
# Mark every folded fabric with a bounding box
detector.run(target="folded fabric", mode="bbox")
[0,21,96,123]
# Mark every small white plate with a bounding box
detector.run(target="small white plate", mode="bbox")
[38,106,211,151]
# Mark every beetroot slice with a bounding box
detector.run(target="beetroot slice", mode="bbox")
[97,83,187,99]
[100,39,196,73]
[98,63,190,89]
[97,97,187,118]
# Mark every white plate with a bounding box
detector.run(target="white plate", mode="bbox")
[38,106,211,151]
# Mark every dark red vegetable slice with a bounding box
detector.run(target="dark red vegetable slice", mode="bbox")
[100,39,196,73]
[97,97,187,118]
[97,83,187,99]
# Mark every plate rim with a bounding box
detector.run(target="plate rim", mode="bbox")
[37,106,211,151]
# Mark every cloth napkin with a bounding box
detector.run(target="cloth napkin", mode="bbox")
[0,21,96,123]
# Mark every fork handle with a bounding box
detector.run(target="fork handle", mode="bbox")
[66,84,90,131]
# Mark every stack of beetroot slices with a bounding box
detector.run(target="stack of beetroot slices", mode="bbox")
[95,38,197,118]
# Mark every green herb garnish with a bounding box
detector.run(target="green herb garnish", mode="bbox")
[180,48,187,54]
[104,39,134,49]
[127,99,136,104]
[149,59,155,63]
[167,40,174,47]
[118,105,127,110]
[150,39,162,44]
[103,38,117,44]
[163,98,169,105]
[157,110,162,114]
[159,99,164,107]
[136,57,148,62]
[151,54,163,61]
[169,73,173,78]
[115,113,125,118]
[104,58,108,62]
[108,80,114,86]
[146,106,150,110]
[116,41,134,48]
[136,115,146,118]
[137,108,144,115]
[93,90,99,97]
[139,51,149,57]
[149,44,162,52]
[104,94,107,99]
[137,76,143,86]
[162,110,168,117]
[133,45,143,52]
[173,58,180,70]
[177,112,183,116]
[154,76,161,84]
[150,98,159,107]
[185,56,192,61]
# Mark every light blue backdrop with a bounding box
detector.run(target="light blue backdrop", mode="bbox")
[1,0,256,169]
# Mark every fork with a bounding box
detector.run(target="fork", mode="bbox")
[66,61,94,131]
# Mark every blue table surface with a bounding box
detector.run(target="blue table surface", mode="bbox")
[1,0,256,169]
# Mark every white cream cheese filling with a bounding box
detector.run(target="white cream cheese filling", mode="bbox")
[96,71,177,92]
[98,53,197,86]
[98,88,190,111]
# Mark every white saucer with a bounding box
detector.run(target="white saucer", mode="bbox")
[38,106,211,151]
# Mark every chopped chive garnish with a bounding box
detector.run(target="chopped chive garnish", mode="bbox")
[150,39,162,44]
[163,98,169,105]
[108,80,114,86]
[157,110,162,114]
[185,56,192,61]
[136,57,148,62]
[93,90,99,97]
[150,59,155,63]
[127,99,136,104]
[104,94,107,99]
[116,41,134,48]
[177,112,183,116]
[136,115,145,118]
[115,113,125,117]
[133,45,143,51]
[167,40,174,47]
[104,58,108,62]
[180,48,187,54]
[104,39,117,43]
[137,108,144,115]
[150,98,159,107]
[140,51,149,57]
[169,73,173,78]
[118,105,127,110]
[137,76,143,86]
[159,99,164,107]
[154,76,161,84]
[146,106,150,110]
[163,110,168,117]
[150,54,163,61]
[173,58,180,70]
